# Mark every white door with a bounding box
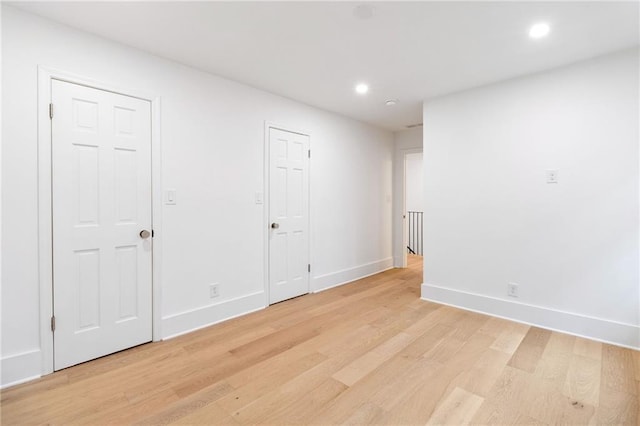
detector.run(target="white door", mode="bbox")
[268,127,310,304]
[51,80,152,370]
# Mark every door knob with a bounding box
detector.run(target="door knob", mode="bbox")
[139,229,151,239]
[271,223,279,229]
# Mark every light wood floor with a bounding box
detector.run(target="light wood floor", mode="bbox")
[2,255,639,425]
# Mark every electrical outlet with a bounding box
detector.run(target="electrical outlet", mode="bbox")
[209,283,219,298]
[507,283,519,298]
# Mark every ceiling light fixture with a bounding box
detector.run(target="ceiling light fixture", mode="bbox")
[529,22,550,39]
[385,99,398,106]
[355,83,369,94]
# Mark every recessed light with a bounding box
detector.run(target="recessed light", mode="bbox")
[385,99,398,106]
[355,83,369,94]
[529,22,550,39]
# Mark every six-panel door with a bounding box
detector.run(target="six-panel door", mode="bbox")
[52,80,152,370]
[268,127,310,304]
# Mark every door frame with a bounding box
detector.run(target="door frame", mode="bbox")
[400,148,423,268]
[37,67,163,375]
[263,122,312,305]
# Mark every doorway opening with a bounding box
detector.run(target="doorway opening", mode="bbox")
[403,151,424,268]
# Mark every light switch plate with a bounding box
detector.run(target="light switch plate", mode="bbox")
[546,170,559,184]
[165,189,177,205]
[255,192,264,204]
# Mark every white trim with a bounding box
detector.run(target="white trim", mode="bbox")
[151,97,163,342]
[263,122,312,304]
[312,257,394,293]
[1,350,42,389]
[0,2,3,390]
[638,46,640,351]
[37,67,54,377]
[161,291,266,339]
[37,66,163,378]
[422,283,640,350]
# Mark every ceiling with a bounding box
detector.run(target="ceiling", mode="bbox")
[11,1,640,131]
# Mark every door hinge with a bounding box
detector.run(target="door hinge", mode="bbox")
[49,103,54,119]
[308,264,311,273]
[51,316,56,332]
[308,149,311,159]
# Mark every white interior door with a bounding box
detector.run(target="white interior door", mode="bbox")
[51,79,152,370]
[268,127,310,304]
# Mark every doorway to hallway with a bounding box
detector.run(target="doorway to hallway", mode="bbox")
[403,151,424,266]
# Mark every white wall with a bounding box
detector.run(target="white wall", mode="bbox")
[392,127,423,266]
[405,153,423,212]
[422,48,640,349]
[1,6,394,386]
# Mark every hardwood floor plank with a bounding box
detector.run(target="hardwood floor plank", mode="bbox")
[228,358,344,424]
[217,351,327,414]
[426,386,484,426]
[533,331,574,385]
[167,402,240,426]
[332,331,414,386]
[526,375,597,425]
[633,349,640,381]
[0,372,70,405]
[135,381,234,425]
[488,321,530,355]
[182,324,278,356]
[256,378,348,425]
[562,354,601,406]
[507,326,552,373]
[378,332,495,424]
[310,356,440,425]
[339,401,386,425]
[601,343,637,396]
[511,414,549,425]
[597,388,638,425]
[471,366,534,425]
[444,310,491,341]
[309,326,451,424]
[574,336,603,361]
[478,315,514,338]
[423,335,466,363]
[79,388,180,425]
[458,348,511,397]
[228,321,321,361]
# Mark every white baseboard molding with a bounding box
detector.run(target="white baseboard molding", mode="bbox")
[422,283,640,350]
[162,291,266,340]
[1,349,42,388]
[312,257,394,293]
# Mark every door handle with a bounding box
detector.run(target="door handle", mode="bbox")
[139,229,151,239]
[271,223,279,229]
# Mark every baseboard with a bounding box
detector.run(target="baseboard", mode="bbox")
[162,291,266,339]
[421,283,640,350]
[312,257,394,293]
[1,349,42,388]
